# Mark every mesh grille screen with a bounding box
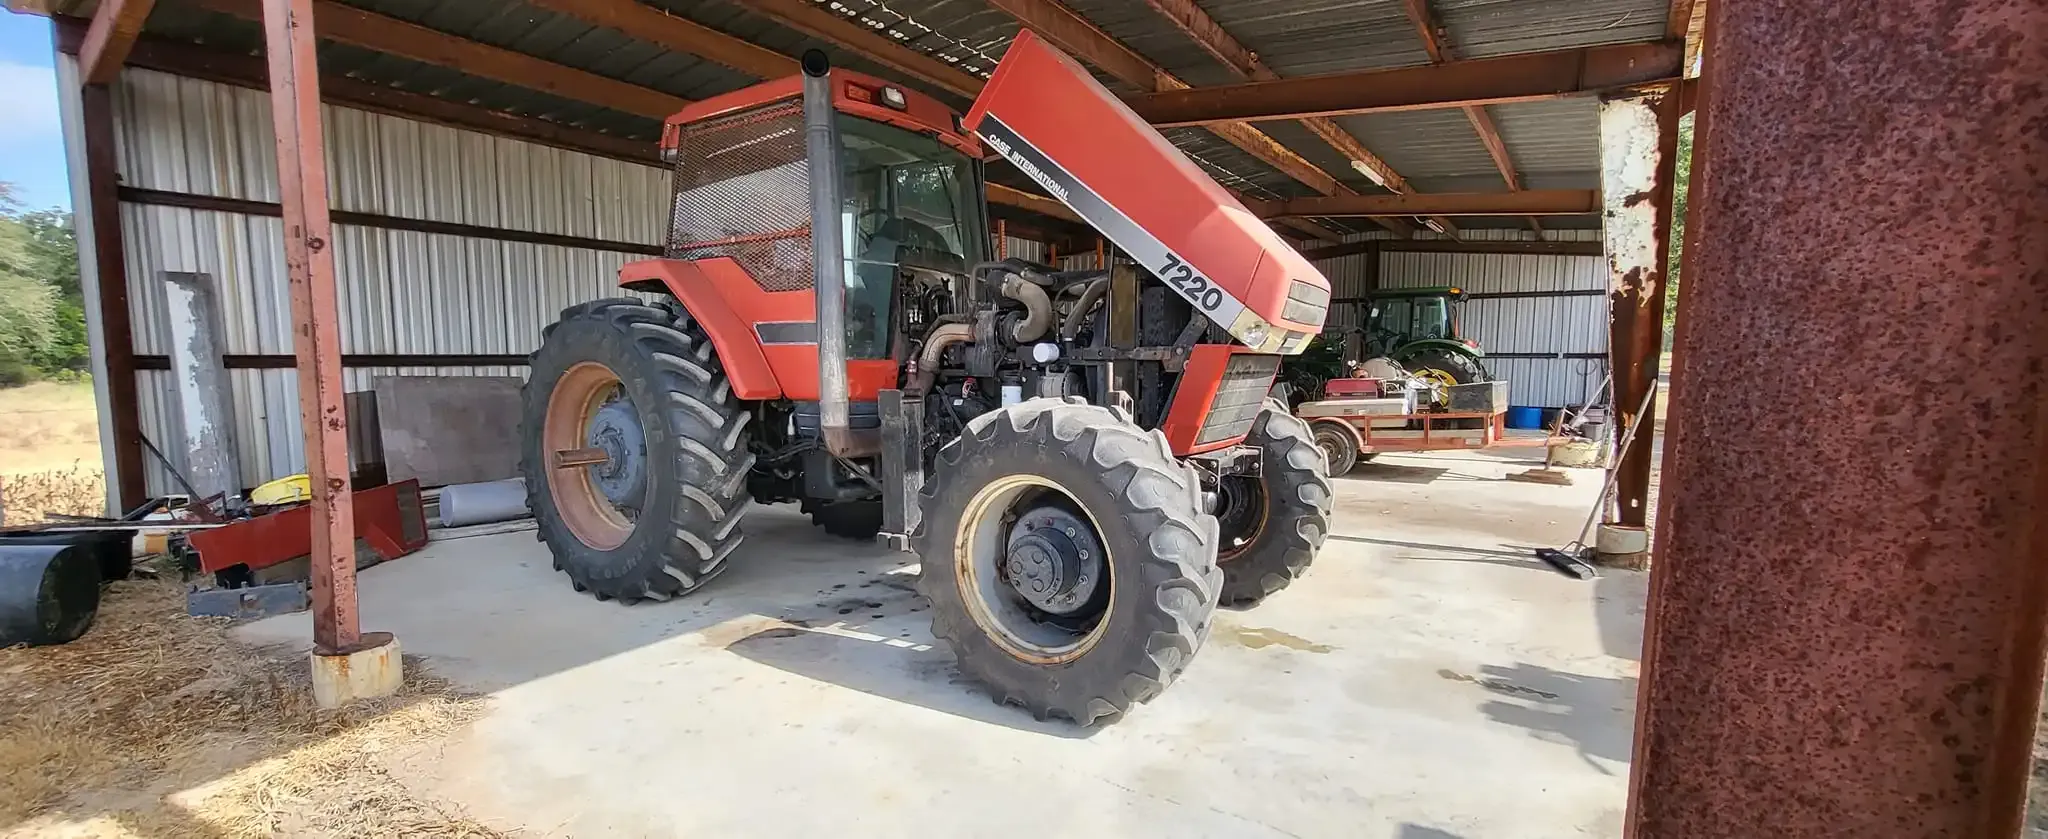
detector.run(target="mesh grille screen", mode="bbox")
[1197,354,1282,446]
[666,99,815,293]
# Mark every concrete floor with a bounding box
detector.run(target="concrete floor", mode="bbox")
[240,447,1645,839]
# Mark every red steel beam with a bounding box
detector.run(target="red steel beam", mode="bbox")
[52,19,1070,229]
[1666,0,1698,39]
[1129,40,1687,126]
[77,0,154,85]
[1249,189,1596,218]
[1628,0,2048,836]
[1598,90,1680,529]
[1400,0,1540,234]
[730,0,985,98]
[1138,0,1451,236]
[78,86,147,511]
[259,0,359,653]
[522,0,796,80]
[191,0,690,119]
[983,0,1413,236]
[54,18,660,165]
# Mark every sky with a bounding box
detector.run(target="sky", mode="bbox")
[0,12,69,212]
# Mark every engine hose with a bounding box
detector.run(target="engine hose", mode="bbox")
[1060,278,1110,342]
[909,324,974,393]
[1000,276,1053,343]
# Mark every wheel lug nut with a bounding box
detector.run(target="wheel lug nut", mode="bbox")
[1064,527,1076,537]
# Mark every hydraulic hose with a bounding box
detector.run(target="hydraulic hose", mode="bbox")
[1060,278,1110,342]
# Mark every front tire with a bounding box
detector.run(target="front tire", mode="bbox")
[1216,402,1334,607]
[915,399,1220,725]
[520,298,753,604]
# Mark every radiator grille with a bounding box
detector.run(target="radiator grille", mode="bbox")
[1197,354,1282,445]
[666,99,815,293]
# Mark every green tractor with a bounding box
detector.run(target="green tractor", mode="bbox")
[1352,286,1490,389]
[1271,286,1491,407]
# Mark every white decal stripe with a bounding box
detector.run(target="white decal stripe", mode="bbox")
[977,114,1261,340]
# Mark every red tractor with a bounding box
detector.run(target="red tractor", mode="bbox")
[519,32,1334,724]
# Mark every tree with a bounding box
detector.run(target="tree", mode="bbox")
[0,183,86,381]
[1664,113,1694,348]
[21,210,87,372]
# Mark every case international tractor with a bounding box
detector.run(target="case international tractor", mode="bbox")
[519,32,1334,724]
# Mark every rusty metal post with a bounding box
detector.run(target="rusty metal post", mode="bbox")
[260,0,361,655]
[77,85,147,512]
[1598,88,1679,528]
[1626,0,2048,835]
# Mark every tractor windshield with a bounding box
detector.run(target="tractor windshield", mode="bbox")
[838,116,986,358]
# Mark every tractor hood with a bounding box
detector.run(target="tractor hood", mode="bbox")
[964,30,1330,355]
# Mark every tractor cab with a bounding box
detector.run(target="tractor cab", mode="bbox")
[1361,286,1476,358]
[655,66,989,363]
[1356,286,1489,388]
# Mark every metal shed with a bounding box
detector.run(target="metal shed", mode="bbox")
[13,0,1693,814]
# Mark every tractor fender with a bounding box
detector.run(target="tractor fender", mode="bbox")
[618,258,785,401]
[1392,338,1485,361]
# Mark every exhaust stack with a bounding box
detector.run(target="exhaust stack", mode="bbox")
[801,50,856,456]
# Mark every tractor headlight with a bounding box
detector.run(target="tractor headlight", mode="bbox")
[879,86,909,110]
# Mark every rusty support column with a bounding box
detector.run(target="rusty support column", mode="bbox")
[78,85,146,511]
[261,0,361,654]
[1627,0,2048,836]
[1598,89,1679,528]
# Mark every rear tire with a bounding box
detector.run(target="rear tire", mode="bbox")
[1216,401,1334,607]
[915,398,1220,725]
[520,298,753,604]
[1404,348,1488,386]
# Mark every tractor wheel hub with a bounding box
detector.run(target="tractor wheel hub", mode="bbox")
[586,400,647,511]
[1004,507,1102,614]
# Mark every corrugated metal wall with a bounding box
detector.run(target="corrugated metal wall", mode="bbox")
[109,68,668,491]
[1313,229,1610,409]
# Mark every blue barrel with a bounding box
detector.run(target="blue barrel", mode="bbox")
[1505,406,1545,429]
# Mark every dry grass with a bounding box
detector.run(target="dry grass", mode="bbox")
[0,382,107,526]
[0,575,501,838]
[0,464,106,527]
[0,382,103,477]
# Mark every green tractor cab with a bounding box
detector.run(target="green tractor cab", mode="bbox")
[1355,286,1490,388]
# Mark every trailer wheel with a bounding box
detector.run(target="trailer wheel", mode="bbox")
[520,298,753,604]
[916,398,1220,725]
[1216,402,1335,607]
[1312,421,1360,475]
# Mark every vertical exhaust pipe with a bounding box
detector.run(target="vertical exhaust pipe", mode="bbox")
[801,50,855,456]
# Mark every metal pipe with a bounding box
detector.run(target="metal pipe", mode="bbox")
[801,50,854,457]
[909,324,973,393]
[999,276,1053,343]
